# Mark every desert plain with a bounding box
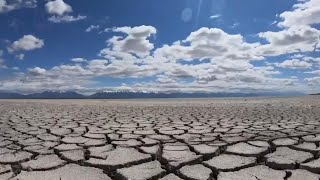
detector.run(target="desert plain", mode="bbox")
[0,96,320,179]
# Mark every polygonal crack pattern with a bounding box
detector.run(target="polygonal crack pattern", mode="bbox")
[0,96,320,179]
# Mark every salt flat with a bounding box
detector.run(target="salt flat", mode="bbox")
[0,96,320,179]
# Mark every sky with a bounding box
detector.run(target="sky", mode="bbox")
[0,0,320,94]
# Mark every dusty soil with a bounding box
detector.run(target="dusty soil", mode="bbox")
[0,96,320,179]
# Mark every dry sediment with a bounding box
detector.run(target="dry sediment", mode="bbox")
[0,96,320,179]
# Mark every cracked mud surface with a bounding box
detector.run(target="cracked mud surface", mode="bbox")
[0,96,320,180]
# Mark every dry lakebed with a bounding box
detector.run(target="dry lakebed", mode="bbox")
[0,96,320,179]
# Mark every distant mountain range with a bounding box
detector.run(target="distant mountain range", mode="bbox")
[0,91,85,99]
[310,93,320,95]
[0,91,306,99]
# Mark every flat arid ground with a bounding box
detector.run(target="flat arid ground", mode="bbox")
[1,97,320,180]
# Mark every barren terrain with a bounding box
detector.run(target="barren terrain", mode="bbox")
[0,96,320,179]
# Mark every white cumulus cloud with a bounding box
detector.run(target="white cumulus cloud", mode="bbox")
[28,67,46,76]
[277,59,312,69]
[3,0,320,96]
[45,0,86,23]
[278,0,320,27]
[257,25,320,56]
[8,35,44,53]
[45,0,72,15]
[102,25,157,57]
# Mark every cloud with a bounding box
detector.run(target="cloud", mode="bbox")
[12,26,291,93]
[45,0,71,15]
[278,0,320,27]
[209,14,221,19]
[96,26,313,92]
[102,25,157,57]
[87,58,158,78]
[305,70,320,75]
[257,25,320,56]
[4,25,304,93]
[0,64,94,93]
[8,35,44,53]
[71,57,87,63]
[48,15,86,23]
[0,60,297,94]
[230,22,240,28]
[86,25,100,32]
[0,0,37,13]
[0,74,90,94]
[45,0,86,23]
[28,67,46,76]
[270,20,277,26]
[290,54,305,58]
[15,54,25,60]
[305,76,320,87]
[259,26,319,47]
[0,21,318,93]
[154,27,262,62]
[120,74,299,94]
[276,59,312,69]
[256,0,320,57]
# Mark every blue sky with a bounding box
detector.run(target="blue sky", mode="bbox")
[0,0,319,94]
